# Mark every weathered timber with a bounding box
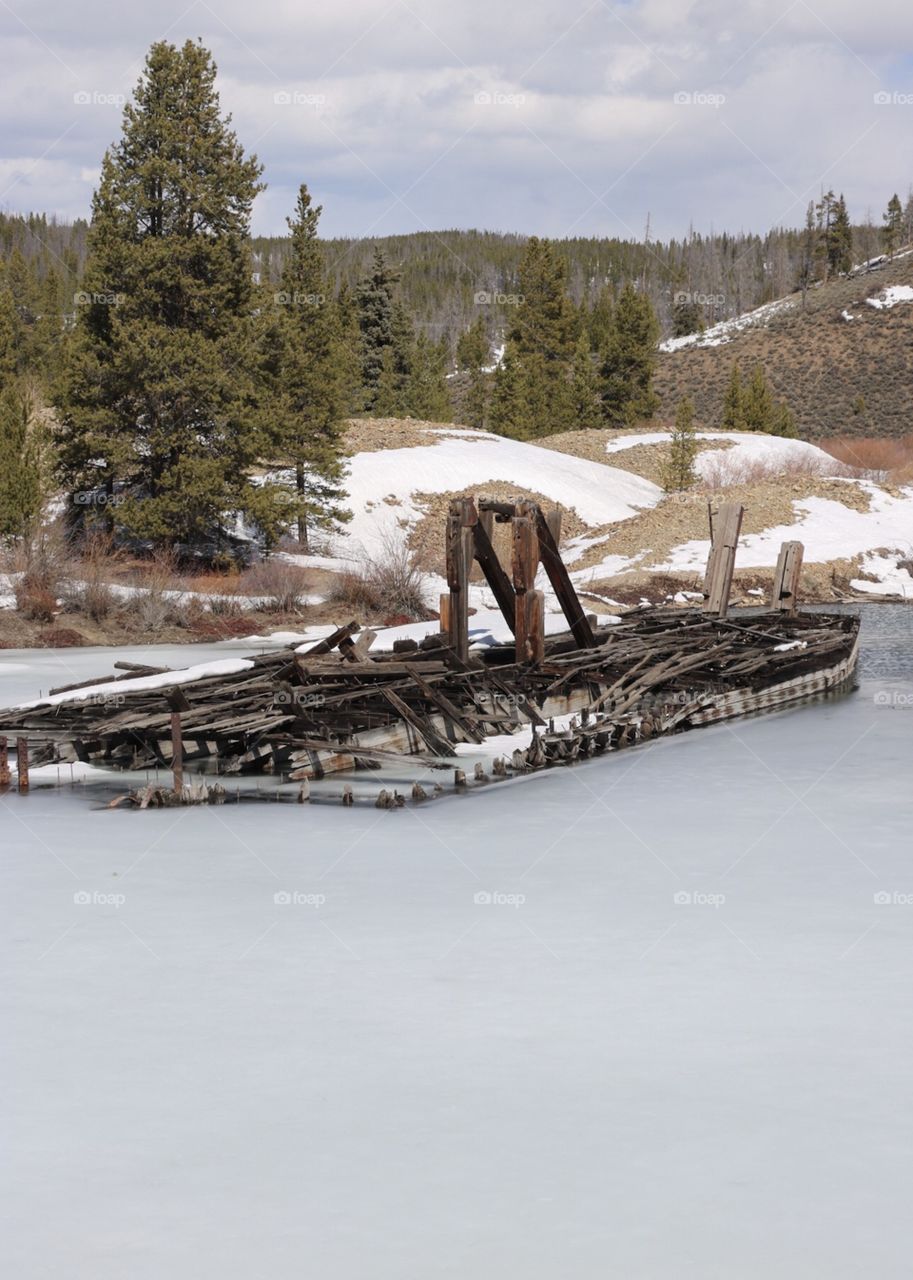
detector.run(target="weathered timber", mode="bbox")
[771,541,804,614]
[703,502,744,617]
[17,736,29,793]
[0,736,9,788]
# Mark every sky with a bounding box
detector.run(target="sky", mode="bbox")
[0,0,911,242]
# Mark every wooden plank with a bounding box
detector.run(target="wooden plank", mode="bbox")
[381,688,457,756]
[170,712,184,794]
[771,541,804,614]
[515,589,545,664]
[703,502,743,618]
[470,513,516,629]
[16,736,29,794]
[405,665,485,743]
[534,509,595,649]
[0,736,9,788]
[300,621,360,656]
[445,500,473,663]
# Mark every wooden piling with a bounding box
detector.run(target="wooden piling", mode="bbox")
[16,736,29,793]
[0,736,9,788]
[771,541,804,614]
[511,510,544,662]
[445,499,474,663]
[703,502,744,618]
[170,713,184,795]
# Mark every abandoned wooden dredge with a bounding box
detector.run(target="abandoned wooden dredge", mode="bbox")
[0,499,860,807]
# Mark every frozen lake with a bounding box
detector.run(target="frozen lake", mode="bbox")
[2,605,912,1278]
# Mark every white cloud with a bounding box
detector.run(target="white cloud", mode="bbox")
[0,0,910,238]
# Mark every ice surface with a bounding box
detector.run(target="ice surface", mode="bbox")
[2,607,912,1278]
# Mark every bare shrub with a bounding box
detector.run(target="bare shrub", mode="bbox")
[698,449,844,490]
[819,434,913,481]
[240,558,312,613]
[60,532,121,621]
[15,581,58,622]
[327,536,431,620]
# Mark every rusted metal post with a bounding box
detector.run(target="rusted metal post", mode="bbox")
[16,736,29,794]
[702,502,744,618]
[771,541,804,614]
[0,736,9,789]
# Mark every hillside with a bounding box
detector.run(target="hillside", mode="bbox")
[655,250,913,439]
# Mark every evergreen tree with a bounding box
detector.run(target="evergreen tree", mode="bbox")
[456,318,490,430]
[671,294,704,338]
[830,194,853,275]
[0,288,18,381]
[356,248,411,410]
[569,332,602,430]
[489,339,528,438]
[599,283,659,425]
[662,397,698,491]
[57,40,266,550]
[883,193,903,258]
[403,332,451,420]
[742,365,774,434]
[266,184,350,551]
[721,361,746,431]
[0,380,42,541]
[587,286,614,353]
[502,236,577,435]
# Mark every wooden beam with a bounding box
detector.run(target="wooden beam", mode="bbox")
[445,499,474,663]
[0,736,9,788]
[702,502,743,618]
[382,688,456,756]
[16,736,29,794]
[170,712,184,795]
[511,511,544,663]
[527,502,596,648]
[470,512,516,629]
[771,541,804,614]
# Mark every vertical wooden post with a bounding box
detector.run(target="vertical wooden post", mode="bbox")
[702,502,743,618]
[0,736,9,789]
[545,507,562,546]
[445,499,474,663]
[512,511,544,663]
[170,712,184,796]
[771,541,804,614]
[16,736,29,794]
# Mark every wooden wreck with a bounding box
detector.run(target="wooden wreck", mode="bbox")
[0,499,860,804]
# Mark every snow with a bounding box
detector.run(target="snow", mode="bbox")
[602,429,838,478]
[2,610,912,1278]
[865,284,913,310]
[841,308,856,321]
[17,657,255,710]
[340,432,661,556]
[851,552,913,598]
[659,297,796,352]
[655,484,913,576]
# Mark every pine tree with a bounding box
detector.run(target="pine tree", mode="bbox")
[489,339,528,438]
[587,286,614,353]
[456,316,490,429]
[0,380,42,541]
[662,397,698,491]
[57,40,266,550]
[0,287,18,381]
[569,332,601,430]
[403,332,451,421]
[503,236,577,435]
[721,362,746,431]
[599,283,659,425]
[742,366,774,433]
[883,193,903,258]
[266,183,350,551]
[671,294,704,338]
[830,195,853,275]
[356,248,410,410]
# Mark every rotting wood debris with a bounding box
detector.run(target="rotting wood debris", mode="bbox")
[0,498,861,807]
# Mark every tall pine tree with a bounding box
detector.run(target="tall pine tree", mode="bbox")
[57,40,266,549]
[599,283,659,425]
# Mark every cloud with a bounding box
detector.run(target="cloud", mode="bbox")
[0,0,909,239]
